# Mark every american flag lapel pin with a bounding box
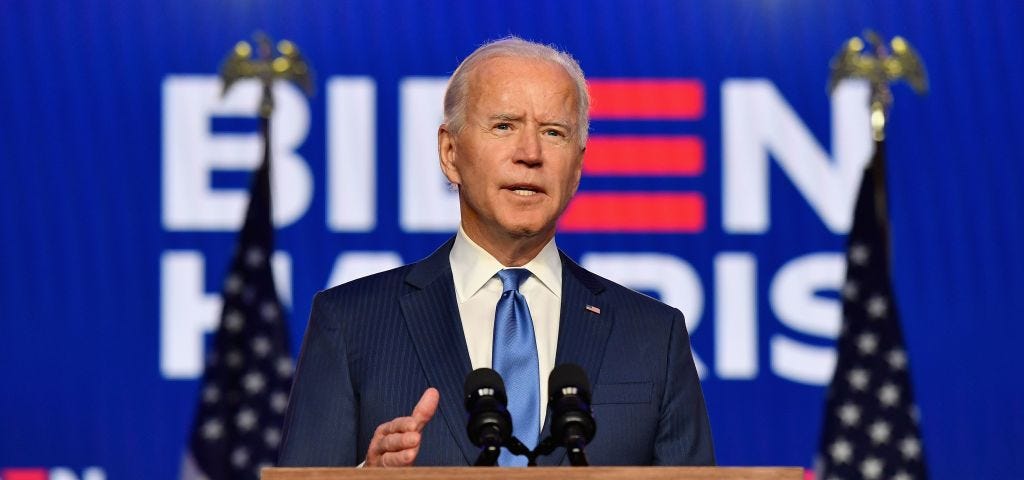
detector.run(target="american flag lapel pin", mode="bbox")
[585,304,601,315]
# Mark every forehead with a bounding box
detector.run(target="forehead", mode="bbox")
[466,56,578,117]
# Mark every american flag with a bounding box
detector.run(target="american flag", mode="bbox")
[181,149,294,480]
[816,147,928,480]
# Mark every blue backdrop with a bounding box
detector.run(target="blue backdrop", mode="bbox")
[1,1,1022,478]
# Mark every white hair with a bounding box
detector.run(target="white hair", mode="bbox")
[442,36,590,146]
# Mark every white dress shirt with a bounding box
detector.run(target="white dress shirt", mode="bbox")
[449,227,562,425]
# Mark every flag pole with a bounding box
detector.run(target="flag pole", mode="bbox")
[221,31,315,195]
[828,31,928,267]
[816,31,929,480]
[181,33,314,480]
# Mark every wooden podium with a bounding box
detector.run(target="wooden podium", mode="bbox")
[262,467,803,480]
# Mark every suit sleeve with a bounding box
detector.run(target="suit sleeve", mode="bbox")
[653,309,716,465]
[278,291,359,466]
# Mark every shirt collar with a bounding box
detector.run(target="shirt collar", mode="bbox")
[450,226,562,303]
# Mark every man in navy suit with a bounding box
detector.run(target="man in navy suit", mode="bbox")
[278,37,714,467]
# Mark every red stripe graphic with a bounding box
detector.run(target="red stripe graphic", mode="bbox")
[588,79,704,119]
[559,193,705,232]
[1,469,48,480]
[585,135,704,176]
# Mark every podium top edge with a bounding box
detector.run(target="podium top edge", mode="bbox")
[262,466,804,480]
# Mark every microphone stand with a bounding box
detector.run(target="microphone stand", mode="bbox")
[494,436,588,466]
[474,435,533,466]
[473,445,500,466]
[528,437,557,466]
[565,444,590,466]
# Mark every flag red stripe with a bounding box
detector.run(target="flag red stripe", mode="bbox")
[1,469,48,480]
[584,136,704,175]
[559,193,705,232]
[588,79,704,119]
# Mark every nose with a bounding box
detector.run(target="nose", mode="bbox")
[514,130,542,167]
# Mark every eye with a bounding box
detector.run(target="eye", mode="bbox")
[494,122,512,131]
[544,128,566,137]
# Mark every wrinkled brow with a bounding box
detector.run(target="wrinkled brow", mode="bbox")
[488,113,523,122]
[488,113,572,130]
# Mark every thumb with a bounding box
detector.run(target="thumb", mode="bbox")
[411,387,440,429]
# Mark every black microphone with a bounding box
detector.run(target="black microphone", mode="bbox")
[463,368,513,466]
[547,363,596,466]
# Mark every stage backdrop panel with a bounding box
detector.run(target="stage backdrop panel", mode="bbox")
[1,1,1022,479]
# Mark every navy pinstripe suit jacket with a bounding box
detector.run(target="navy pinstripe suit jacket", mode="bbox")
[278,238,715,466]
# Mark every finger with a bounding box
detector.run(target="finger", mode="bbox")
[380,416,423,435]
[407,444,421,465]
[410,387,440,428]
[365,436,384,466]
[380,431,420,452]
[367,423,418,467]
[381,448,417,467]
[365,389,439,467]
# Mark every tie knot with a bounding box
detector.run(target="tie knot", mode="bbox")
[497,268,531,293]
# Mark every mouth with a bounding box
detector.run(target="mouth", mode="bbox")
[504,184,544,197]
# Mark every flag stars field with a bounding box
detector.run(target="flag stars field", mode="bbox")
[866,295,889,319]
[242,371,266,395]
[251,336,271,357]
[868,420,892,444]
[184,60,295,480]
[263,427,282,448]
[887,349,907,370]
[245,247,265,268]
[225,350,243,369]
[275,357,293,378]
[225,274,243,295]
[838,403,861,427]
[857,332,879,355]
[270,391,289,414]
[900,437,922,460]
[860,456,884,480]
[235,408,258,431]
[848,368,870,391]
[842,280,860,301]
[225,310,245,332]
[892,470,913,480]
[231,447,250,469]
[849,244,870,266]
[878,383,901,407]
[260,301,280,321]
[202,385,219,403]
[829,438,853,463]
[816,160,927,480]
[201,418,224,441]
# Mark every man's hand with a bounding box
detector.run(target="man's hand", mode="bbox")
[364,388,440,467]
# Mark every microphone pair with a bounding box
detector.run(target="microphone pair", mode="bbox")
[463,363,596,466]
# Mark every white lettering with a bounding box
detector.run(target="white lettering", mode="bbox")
[160,251,219,379]
[769,252,843,384]
[770,335,836,386]
[722,79,871,233]
[162,76,313,230]
[714,252,758,379]
[327,77,377,231]
[325,251,404,288]
[399,77,459,232]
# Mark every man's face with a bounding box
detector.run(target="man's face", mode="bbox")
[439,56,584,248]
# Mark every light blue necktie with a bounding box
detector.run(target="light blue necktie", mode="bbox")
[492,268,540,466]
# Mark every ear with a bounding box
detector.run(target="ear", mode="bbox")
[438,124,462,186]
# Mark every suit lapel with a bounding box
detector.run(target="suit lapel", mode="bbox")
[538,252,612,466]
[399,238,478,464]
[399,242,613,466]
